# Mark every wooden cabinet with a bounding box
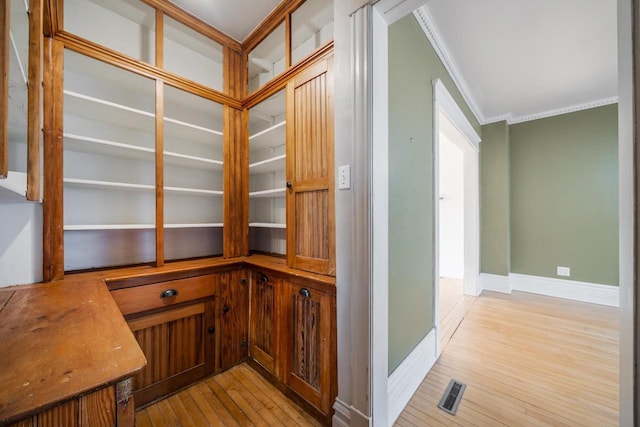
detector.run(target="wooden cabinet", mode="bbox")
[249,270,281,375]
[111,275,216,407]
[218,269,250,371]
[286,56,335,276]
[282,279,336,418]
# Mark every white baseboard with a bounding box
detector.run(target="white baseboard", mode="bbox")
[510,273,619,307]
[387,328,437,426]
[480,273,511,294]
[332,398,372,427]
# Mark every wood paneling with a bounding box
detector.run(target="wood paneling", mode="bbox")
[286,57,335,275]
[219,269,249,370]
[396,291,619,427]
[250,271,280,375]
[136,363,321,427]
[37,400,78,427]
[79,387,116,427]
[0,0,9,179]
[42,0,61,37]
[42,37,64,282]
[127,299,215,407]
[154,10,163,69]
[27,0,43,200]
[223,106,249,258]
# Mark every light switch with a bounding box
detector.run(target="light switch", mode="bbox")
[557,266,570,277]
[338,165,351,190]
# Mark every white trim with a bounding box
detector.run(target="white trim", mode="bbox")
[387,329,437,426]
[510,273,620,308]
[372,5,390,426]
[480,273,512,294]
[433,80,481,147]
[376,0,430,25]
[413,7,484,125]
[332,399,352,427]
[484,96,620,125]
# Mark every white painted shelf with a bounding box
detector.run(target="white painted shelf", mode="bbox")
[64,133,223,170]
[249,222,286,229]
[249,121,286,151]
[249,188,286,198]
[64,178,155,191]
[249,154,286,175]
[64,178,223,196]
[64,223,224,231]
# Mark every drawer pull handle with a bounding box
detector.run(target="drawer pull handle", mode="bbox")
[223,305,230,314]
[299,288,311,298]
[261,274,268,283]
[160,289,179,299]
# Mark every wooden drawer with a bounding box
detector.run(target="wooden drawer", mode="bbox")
[111,275,215,316]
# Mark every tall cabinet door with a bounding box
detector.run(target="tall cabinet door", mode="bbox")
[283,281,335,415]
[249,271,280,376]
[219,269,250,370]
[286,56,335,276]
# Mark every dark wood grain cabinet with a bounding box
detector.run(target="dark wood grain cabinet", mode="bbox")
[219,269,250,371]
[249,271,281,376]
[283,280,336,417]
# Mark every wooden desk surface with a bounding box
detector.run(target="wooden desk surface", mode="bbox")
[0,280,146,424]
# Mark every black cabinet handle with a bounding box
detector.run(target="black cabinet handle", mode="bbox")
[299,288,311,298]
[261,274,268,283]
[160,289,178,299]
[223,305,230,314]
[286,181,292,188]
[208,327,215,334]
[240,278,247,286]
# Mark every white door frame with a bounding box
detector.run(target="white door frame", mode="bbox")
[432,79,481,356]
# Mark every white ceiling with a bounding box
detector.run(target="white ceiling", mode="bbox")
[169,0,282,42]
[169,0,617,124]
[422,0,618,124]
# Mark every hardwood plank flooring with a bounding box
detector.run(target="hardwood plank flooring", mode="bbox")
[136,363,321,426]
[398,290,619,426]
[439,277,476,350]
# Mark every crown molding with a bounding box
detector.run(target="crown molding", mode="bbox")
[489,96,619,125]
[413,6,618,127]
[413,6,485,125]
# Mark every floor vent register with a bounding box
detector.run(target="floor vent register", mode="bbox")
[438,379,466,415]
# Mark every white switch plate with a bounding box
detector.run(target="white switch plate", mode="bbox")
[338,165,351,190]
[557,266,571,277]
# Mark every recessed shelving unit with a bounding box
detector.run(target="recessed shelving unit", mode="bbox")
[249,90,287,254]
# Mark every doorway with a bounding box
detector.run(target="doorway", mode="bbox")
[433,80,481,356]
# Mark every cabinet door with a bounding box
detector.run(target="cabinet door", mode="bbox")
[249,271,280,376]
[283,281,335,415]
[219,269,250,370]
[286,56,335,275]
[128,299,215,407]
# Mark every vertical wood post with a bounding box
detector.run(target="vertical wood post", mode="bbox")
[0,1,10,179]
[42,37,64,281]
[27,0,43,201]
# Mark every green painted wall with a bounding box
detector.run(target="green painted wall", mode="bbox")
[510,104,619,285]
[388,14,479,374]
[480,121,510,276]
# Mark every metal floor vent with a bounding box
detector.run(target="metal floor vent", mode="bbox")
[438,379,466,415]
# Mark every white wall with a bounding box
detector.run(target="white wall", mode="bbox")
[438,134,464,279]
[0,203,42,287]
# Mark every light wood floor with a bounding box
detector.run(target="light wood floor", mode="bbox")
[135,363,321,426]
[439,277,476,350]
[397,291,619,426]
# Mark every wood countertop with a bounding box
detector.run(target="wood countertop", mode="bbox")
[0,279,146,424]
